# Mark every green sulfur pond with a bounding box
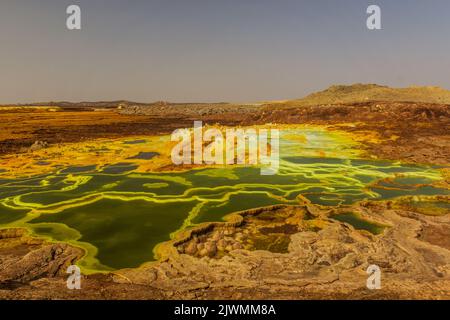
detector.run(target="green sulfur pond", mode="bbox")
[330,213,385,234]
[0,128,448,271]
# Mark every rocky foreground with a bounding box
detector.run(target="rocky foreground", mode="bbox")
[0,197,448,300]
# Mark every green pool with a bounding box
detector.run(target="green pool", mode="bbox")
[0,128,448,271]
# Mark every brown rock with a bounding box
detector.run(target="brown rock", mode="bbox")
[185,242,197,255]
[204,242,217,257]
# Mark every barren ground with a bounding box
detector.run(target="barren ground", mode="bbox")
[0,101,448,299]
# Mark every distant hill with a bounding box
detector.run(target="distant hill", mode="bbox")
[0,100,231,109]
[0,100,163,109]
[280,84,450,106]
[3,84,450,109]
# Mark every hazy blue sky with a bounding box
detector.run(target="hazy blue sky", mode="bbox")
[1,0,449,103]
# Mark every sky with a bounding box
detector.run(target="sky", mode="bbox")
[1,0,450,103]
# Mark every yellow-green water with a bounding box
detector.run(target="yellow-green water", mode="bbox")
[0,128,448,271]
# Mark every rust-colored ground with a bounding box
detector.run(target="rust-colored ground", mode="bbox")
[0,109,195,155]
[1,101,448,165]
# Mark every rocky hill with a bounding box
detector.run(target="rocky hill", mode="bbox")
[280,83,450,107]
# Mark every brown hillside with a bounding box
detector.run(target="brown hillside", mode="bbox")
[279,83,450,107]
